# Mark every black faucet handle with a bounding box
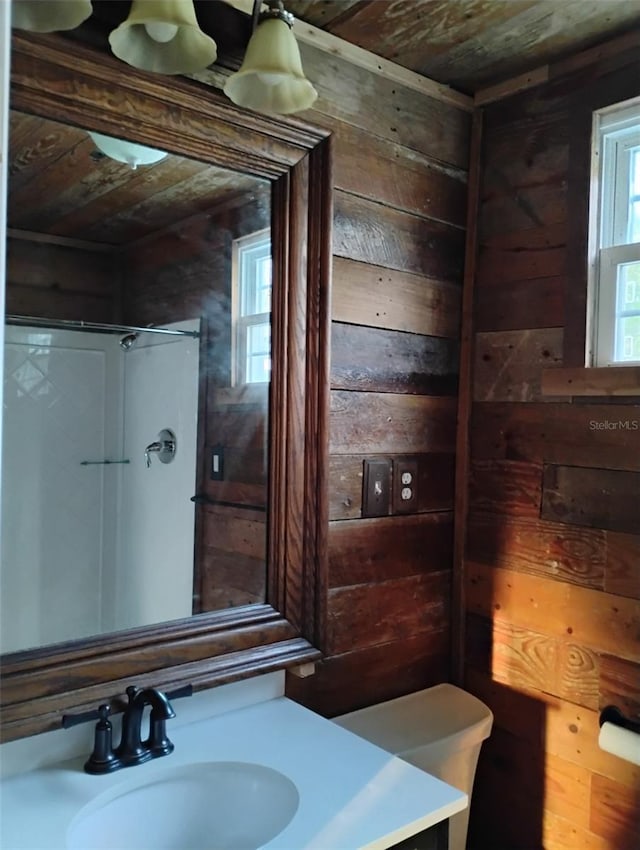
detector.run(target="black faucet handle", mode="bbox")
[62,704,122,775]
[61,705,102,729]
[166,684,193,701]
[85,704,122,775]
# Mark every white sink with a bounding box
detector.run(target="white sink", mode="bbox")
[66,761,299,850]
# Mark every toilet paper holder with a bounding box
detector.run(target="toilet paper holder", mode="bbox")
[599,705,640,735]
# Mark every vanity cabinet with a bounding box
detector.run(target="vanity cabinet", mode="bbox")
[391,820,449,849]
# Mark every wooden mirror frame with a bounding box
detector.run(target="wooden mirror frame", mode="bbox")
[1,32,331,742]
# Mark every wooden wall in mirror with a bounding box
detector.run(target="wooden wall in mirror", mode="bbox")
[1,31,332,742]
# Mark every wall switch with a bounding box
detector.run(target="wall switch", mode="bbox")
[392,457,419,514]
[211,445,224,480]
[362,459,392,517]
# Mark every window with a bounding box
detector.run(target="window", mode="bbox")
[591,99,640,366]
[232,229,272,385]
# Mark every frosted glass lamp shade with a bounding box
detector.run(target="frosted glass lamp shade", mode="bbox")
[12,0,92,33]
[109,0,217,75]
[88,132,168,170]
[224,18,317,115]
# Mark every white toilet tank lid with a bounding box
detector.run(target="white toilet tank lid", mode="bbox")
[333,684,493,756]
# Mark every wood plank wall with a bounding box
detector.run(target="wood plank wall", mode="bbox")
[5,235,120,322]
[464,48,640,850]
[285,43,470,715]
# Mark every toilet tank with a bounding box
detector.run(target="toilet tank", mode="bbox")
[334,684,493,850]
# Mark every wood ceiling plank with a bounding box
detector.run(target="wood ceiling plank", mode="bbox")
[420,0,640,91]
[80,168,263,244]
[9,135,121,231]
[329,0,538,76]
[9,110,268,245]
[285,0,366,28]
[8,112,83,194]
[47,158,209,242]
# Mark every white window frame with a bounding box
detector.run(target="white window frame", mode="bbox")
[231,228,272,386]
[589,98,640,366]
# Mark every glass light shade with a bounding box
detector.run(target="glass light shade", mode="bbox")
[12,0,92,33]
[109,0,217,75]
[224,18,318,115]
[88,132,168,170]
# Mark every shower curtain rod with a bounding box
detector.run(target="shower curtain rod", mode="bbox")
[6,315,200,339]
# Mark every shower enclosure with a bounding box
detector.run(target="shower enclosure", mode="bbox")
[1,317,200,654]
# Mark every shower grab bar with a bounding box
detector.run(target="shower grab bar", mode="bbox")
[80,459,130,466]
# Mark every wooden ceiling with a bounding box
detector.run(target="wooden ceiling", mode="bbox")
[8,111,268,246]
[73,2,640,97]
[283,0,640,93]
[9,2,640,243]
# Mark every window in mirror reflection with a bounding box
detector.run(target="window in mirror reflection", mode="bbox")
[233,229,272,385]
[2,110,271,655]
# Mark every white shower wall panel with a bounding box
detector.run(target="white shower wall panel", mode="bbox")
[1,328,122,652]
[116,320,199,631]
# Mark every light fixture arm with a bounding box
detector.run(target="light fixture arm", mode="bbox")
[252,0,294,30]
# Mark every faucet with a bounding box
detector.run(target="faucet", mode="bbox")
[62,684,192,774]
[116,686,176,766]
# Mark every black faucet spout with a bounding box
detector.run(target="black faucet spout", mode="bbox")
[141,687,177,720]
[116,686,176,766]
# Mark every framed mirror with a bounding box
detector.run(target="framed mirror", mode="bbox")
[1,31,331,742]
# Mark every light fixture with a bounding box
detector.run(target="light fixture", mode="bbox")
[11,0,92,33]
[108,0,217,75]
[224,0,318,115]
[88,131,168,170]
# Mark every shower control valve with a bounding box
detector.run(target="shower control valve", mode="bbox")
[144,429,177,468]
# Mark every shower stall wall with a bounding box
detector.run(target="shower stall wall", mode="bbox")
[1,319,199,654]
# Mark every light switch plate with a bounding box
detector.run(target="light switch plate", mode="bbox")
[362,459,392,517]
[211,445,224,480]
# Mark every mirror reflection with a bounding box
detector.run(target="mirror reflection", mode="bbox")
[2,110,272,655]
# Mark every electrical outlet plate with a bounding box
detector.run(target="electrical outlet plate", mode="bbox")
[362,459,392,517]
[392,457,419,514]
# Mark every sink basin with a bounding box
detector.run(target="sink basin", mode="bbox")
[66,761,299,850]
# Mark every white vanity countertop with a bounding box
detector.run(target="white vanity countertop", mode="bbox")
[0,695,467,850]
